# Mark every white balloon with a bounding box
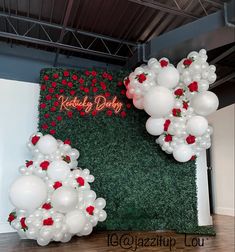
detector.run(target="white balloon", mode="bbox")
[198,79,209,92]
[186,116,208,136]
[9,175,47,212]
[192,91,219,116]
[51,186,78,213]
[143,86,175,118]
[80,223,93,236]
[95,198,106,210]
[65,210,86,234]
[37,135,58,155]
[47,160,70,181]
[173,144,193,162]
[157,66,180,89]
[98,210,107,222]
[145,117,165,136]
[37,237,50,246]
[133,97,144,110]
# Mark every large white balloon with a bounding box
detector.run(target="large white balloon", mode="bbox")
[173,144,193,162]
[37,135,58,155]
[186,116,208,136]
[145,117,165,136]
[51,187,78,213]
[143,86,175,118]
[157,66,180,89]
[9,175,47,212]
[65,210,86,234]
[192,91,219,116]
[47,160,70,181]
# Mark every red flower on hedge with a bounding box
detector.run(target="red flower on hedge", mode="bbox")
[100,82,107,90]
[126,103,132,109]
[76,177,85,186]
[120,90,126,95]
[59,89,65,93]
[54,101,59,107]
[120,111,127,118]
[64,139,71,145]
[40,161,50,170]
[86,206,95,215]
[40,103,46,109]
[102,72,108,78]
[26,160,33,167]
[174,88,184,97]
[8,212,16,223]
[84,87,89,93]
[105,92,110,98]
[80,111,85,116]
[165,134,172,142]
[68,82,73,88]
[188,81,198,92]
[46,94,52,101]
[20,217,28,231]
[183,101,189,110]
[117,81,123,87]
[92,110,97,116]
[106,110,112,116]
[61,79,67,85]
[72,74,78,80]
[108,74,113,81]
[63,71,69,77]
[164,119,171,131]
[91,70,97,76]
[51,121,56,127]
[85,70,90,76]
[172,108,181,117]
[50,106,56,112]
[92,78,97,84]
[183,58,193,67]
[160,59,168,67]
[44,113,50,118]
[67,111,73,118]
[31,135,40,145]
[136,73,147,83]
[80,86,84,91]
[48,88,54,94]
[41,84,46,91]
[53,181,62,189]
[43,75,49,81]
[79,78,84,84]
[186,135,196,144]
[93,87,98,93]
[50,129,56,135]
[57,116,62,121]
[42,124,48,130]
[43,217,54,226]
[51,82,57,88]
[42,203,52,210]
[53,73,59,79]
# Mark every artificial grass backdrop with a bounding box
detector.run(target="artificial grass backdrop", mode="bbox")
[38,68,214,234]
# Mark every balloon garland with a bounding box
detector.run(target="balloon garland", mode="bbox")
[124,49,219,162]
[8,133,107,246]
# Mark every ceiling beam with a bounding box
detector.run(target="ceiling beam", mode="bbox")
[210,45,235,64]
[128,0,201,19]
[210,72,235,89]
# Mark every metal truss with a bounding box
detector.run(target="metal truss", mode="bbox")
[0,12,137,64]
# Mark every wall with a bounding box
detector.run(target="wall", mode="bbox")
[208,104,235,216]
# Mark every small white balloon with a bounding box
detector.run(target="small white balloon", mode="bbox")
[157,66,180,89]
[37,135,58,155]
[186,116,208,136]
[173,144,193,162]
[65,210,86,234]
[145,117,165,136]
[133,97,144,110]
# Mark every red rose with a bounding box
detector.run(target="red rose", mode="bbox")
[126,103,132,109]
[44,113,50,119]
[51,121,56,127]
[48,88,54,94]
[41,85,46,91]
[106,110,112,116]
[68,82,73,88]
[26,160,33,167]
[51,82,57,88]
[85,70,90,76]
[91,71,97,76]
[92,78,97,84]
[191,155,197,161]
[108,74,113,81]
[50,106,56,112]
[92,110,97,116]
[53,73,59,79]
[53,181,62,189]
[61,79,67,85]
[55,94,59,99]
[183,58,193,67]
[174,88,184,97]
[165,134,172,142]
[42,124,48,130]
[63,71,69,77]
[76,105,83,111]
[72,74,78,80]
[93,87,98,92]
[70,90,76,96]
[8,212,16,223]
[188,81,198,92]
[160,60,168,67]
[186,135,196,144]
[137,73,147,83]
[76,177,85,186]
[102,72,108,78]
[84,87,89,93]
[50,129,56,135]
[105,92,110,98]
[117,81,123,87]
[43,217,54,226]
[183,101,189,110]
[124,78,130,87]
[64,139,71,145]
[20,217,28,230]
[67,111,73,118]
[40,103,46,109]
[59,89,65,93]
[42,203,52,210]
[121,90,126,95]
[46,95,52,101]
[86,206,95,215]
[101,85,106,90]
[120,111,127,118]
[164,119,171,131]
[63,155,71,163]
[80,111,85,116]
[56,116,62,121]
[172,108,181,117]
[43,75,49,81]
[40,161,50,170]
[79,78,84,84]
[80,86,84,91]
[54,101,59,107]
[31,135,40,145]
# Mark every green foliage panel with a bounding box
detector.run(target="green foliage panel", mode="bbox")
[38,68,213,234]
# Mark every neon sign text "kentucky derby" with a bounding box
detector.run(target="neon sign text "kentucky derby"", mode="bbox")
[58,95,123,113]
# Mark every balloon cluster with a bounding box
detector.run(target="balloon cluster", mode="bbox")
[8,133,107,246]
[124,49,219,162]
